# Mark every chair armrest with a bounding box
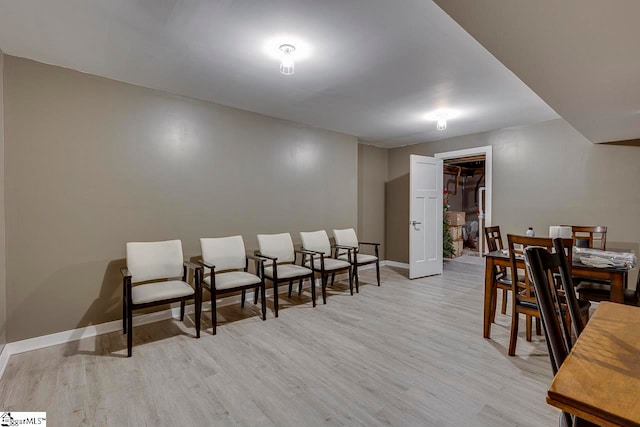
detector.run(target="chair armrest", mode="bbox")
[247,254,266,263]
[295,249,317,256]
[196,259,215,270]
[184,261,203,271]
[359,242,380,247]
[120,267,132,279]
[255,253,277,261]
[302,249,325,256]
[333,245,357,251]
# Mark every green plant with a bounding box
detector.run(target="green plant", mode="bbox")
[443,204,455,258]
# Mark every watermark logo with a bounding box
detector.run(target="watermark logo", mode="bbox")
[0,412,46,426]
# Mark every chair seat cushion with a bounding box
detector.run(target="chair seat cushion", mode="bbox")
[264,264,313,280]
[131,280,194,305]
[305,258,351,271]
[203,271,261,290]
[338,253,377,264]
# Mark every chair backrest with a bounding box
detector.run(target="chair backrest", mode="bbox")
[524,246,572,375]
[484,226,504,252]
[333,228,359,247]
[126,240,184,283]
[300,230,331,256]
[507,235,573,311]
[552,238,586,338]
[200,235,246,271]
[571,225,607,250]
[257,233,295,263]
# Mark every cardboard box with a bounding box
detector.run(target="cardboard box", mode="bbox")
[451,240,464,257]
[446,211,466,226]
[449,225,463,241]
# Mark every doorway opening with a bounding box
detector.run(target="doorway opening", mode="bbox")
[435,146,492,263]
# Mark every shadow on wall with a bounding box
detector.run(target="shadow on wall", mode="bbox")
[385,174,409,264]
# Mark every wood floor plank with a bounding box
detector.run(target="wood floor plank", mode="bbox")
[0,262,559,426]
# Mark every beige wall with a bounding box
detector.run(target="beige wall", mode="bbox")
[387,118,640,264]
[4,56,358,342]
[0,50,6,352]
[357,143,387,259]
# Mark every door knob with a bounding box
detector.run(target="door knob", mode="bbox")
[410,220,422,226]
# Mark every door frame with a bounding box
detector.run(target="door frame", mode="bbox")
[434,146,492,253]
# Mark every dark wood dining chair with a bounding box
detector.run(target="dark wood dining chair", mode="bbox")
[506,235,590,356]
[571,225,607,250]
[484,226,512,318]
[525,242,597,427]
[570,225,638,305]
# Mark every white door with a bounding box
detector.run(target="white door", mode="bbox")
[409,155,443,279]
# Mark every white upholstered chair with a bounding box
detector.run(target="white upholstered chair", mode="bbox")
[198,235,266,335]
[333,228,381,287]
[256,233,315,317]
[121,239,200,357]
[300,230,354,302]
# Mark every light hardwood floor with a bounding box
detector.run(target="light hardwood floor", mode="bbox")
[0,263,559,426]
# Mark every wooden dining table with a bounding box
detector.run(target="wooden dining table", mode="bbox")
[483,249,629,338]
[546,302,640,426]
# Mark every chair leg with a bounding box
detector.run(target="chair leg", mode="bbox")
[331,272,335,287]
[254,286,259,304]
[127,306,133,357]
[535,317,542,335]
[491,290,504,323]
[288,280,293,298]
[298,278,303,295]
[180,300,185,321]
[273,282,279,318]
[508,312,519,357]
[375,260,381,286]
[501,289,508,315]
[241,290,246,308]
[321,275,328,304]
[261,283,266,321]
[122,286,127,334]
[354,266,360,293]
[525,315,532,342]
[211,290,217,335]
[195,288,201,339]
[310,276,316,307]
[348,267,354,295]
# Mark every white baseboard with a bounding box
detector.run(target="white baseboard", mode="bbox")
[0,262,405,379]
[382,260,409,269]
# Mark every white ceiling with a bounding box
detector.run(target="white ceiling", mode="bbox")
[434,0,640,144]
[0,0,558,148]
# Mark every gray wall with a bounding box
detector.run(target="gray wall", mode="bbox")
[357,143,387,259]
[4,56,358,342]
[387,118,640,264]
[0,50,6,353]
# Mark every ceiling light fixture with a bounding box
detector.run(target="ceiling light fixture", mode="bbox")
[436,117,447,131]
[279,44,296,75]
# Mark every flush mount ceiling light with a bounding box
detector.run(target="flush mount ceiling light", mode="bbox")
[436,116,448,131]
[279,44,296,75]
[425,109,461,131]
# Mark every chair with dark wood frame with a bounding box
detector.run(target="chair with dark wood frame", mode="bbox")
[121,239,200,357]
[255,233,316,317]
[484,226,512,318]
[506,235,590,356]
[333,228,380,288]
[570,225,607,250]
[570,225,639,305]
[525,241,596,427]
[300,230,354,303]
[197,235,267,335]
